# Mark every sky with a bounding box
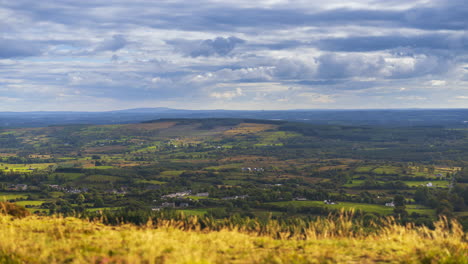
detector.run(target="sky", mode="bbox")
[0,0,467,111]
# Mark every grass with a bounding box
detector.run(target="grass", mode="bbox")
[177,209,208,216]
[0,193,29,200]
[14,200,46,207]
[372,166,400,174]
[49,192,65,198]
[86,207,123,212]
[135,180,167,185]
[205,164,240,170]
[269,201,394,215]
[159,170,184,177]
[354,166,374,173]
[0,163,54,173]
[82,175,125,183]
[85,166,115,170]
[50,172,83,181]
[0,213,465,263]
[222,179,246,185]
[269,201,437,216]
[403,180,450,187]
[406,204,436,216]
[342,180,365,187]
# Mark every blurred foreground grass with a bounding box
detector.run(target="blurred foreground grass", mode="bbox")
[0,208,466,263]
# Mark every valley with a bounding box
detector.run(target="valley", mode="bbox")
[1,118,467,229]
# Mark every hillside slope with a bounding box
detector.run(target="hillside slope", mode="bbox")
[0,214,466,263]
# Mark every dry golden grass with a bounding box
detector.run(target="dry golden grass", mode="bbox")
[0,212,466,264]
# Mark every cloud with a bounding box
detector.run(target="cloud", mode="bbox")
[430,80,446,86]
[210,87,243,99]
[167,36,245,57]
[317,34,468,53]
[315,54,385,80]
[0,38,42,58]
[298,92,335,103]
[94,34,128,52]
[0,0,467,110]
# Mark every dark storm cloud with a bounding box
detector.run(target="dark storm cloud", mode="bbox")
[167,37,245,57]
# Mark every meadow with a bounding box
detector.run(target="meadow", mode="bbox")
[269,201,394,215]
[0,211,465,263]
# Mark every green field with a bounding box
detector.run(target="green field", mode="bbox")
[268,200,437,216]
[135,179,166,185]
[48,192,64,198]
[82,175,125,183]
[372,166,400,174]
[403,180,450,187]
[342,180,365,187]
[0,163,54,173]
[205,164,240,170]
[86,207,123,212]
[269,201,394,215]
[85,166,115,170]
[159,170,184,177]
[49,172,83,181]
[177,209,208,216]
[14,200,46,207]
[354,166,374,173]
[406,204,435,216]
[0,193,29,200]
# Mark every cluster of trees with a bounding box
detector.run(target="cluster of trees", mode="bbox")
[414,185,467,215]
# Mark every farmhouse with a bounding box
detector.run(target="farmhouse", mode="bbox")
[222,195,249,200]
[162,190,192,199]
[241,167,252,172]
[242,167,265,173]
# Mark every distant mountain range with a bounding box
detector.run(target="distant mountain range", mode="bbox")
[1,108,467,128]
